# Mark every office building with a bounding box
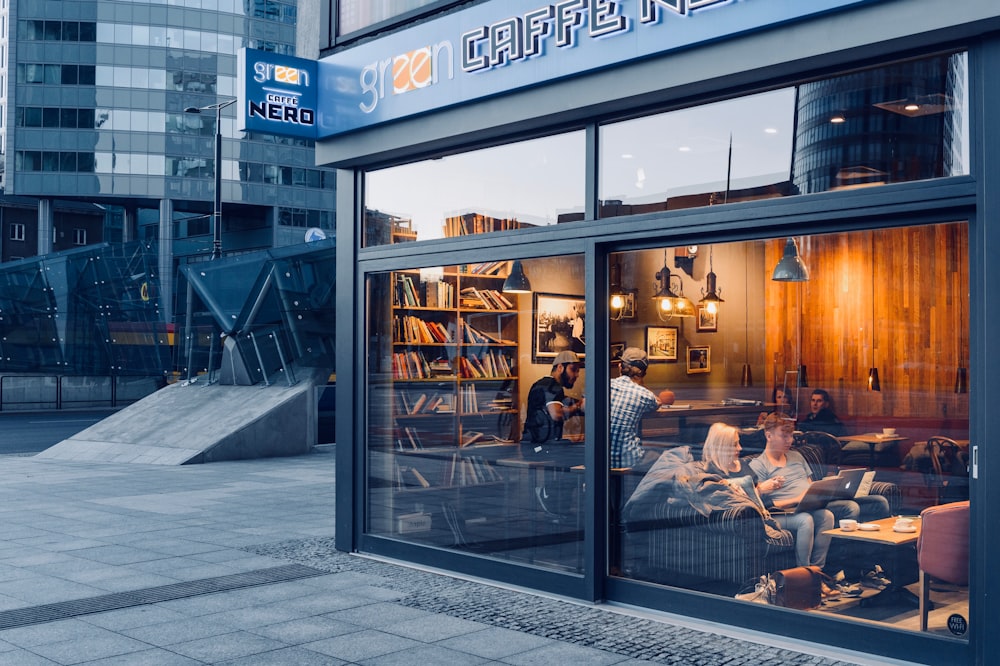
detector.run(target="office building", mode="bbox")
[1,0,336,320]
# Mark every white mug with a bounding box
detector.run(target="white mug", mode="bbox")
[840,519,858,531]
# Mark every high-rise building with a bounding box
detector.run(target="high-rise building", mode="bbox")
[0,0,336,317]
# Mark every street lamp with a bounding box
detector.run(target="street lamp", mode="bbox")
[185,98,237,260]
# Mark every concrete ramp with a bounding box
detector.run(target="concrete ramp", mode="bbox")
[36,379,318,465]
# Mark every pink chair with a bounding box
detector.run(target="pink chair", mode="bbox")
[916,501,970,631]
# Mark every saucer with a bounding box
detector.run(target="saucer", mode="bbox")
[858,523,881,531]
[893,525,917,533]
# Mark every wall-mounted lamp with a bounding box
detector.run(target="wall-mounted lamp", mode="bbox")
[772,238,810,282]
[609,260,635,321]
[653,251,696,321]
[502,260,532,293]
[698,246,724,315]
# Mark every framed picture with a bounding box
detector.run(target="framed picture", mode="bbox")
[646,326,678,362]
[620,292,637,319]
[687,345,711,374]
[532,292,586,364]
[610,341,626,364]
[696,304,718,332]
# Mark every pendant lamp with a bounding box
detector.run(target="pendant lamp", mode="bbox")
[652,250,695,321]
[772,238,810,282]
[502,260,532,293]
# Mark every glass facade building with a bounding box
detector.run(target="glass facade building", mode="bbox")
[1,0,335,322]
[318,2,1000,664]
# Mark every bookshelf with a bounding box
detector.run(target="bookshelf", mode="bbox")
[386,262,521,544]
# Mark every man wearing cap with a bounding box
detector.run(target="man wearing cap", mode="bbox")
[522,350,584,517]
[610,347,661,470]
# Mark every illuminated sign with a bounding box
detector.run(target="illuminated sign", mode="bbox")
[239,49,319,139]
[318,0,883,138]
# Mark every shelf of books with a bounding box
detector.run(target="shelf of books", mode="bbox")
[385,262,522,545]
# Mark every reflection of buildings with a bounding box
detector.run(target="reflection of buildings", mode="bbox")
[794,55,965,192]
[0,1,336,321]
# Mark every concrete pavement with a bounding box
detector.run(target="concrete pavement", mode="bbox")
[0,446,916,665]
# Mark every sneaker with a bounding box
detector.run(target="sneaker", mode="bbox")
[861,565,892,590]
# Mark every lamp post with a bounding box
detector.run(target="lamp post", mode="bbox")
[185,98,237,259]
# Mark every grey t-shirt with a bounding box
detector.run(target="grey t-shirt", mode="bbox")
[749,450,813,507]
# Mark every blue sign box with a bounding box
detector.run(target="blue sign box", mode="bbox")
[315,0,882,138]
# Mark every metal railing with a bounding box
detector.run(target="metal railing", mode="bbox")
[0,375,165,412]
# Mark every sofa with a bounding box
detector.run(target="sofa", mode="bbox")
[618,432,901,595]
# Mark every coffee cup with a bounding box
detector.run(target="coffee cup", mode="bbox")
[894,517,914,529]
[840,519,858,531]
[882,427,897,436]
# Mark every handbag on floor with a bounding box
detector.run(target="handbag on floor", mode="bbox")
[773,565,824,609]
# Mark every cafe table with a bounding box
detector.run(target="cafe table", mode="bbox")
[838,432,908,469]
[641,399,769,440]
[823,516,921,607]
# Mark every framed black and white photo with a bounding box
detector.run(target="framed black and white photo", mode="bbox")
[696,304,718,332]
[646,326,678,362]
[532,292,586,364]
[687,345,711,374]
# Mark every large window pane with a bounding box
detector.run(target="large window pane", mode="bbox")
[364,131,585,246]
[366,255,586,573]
[600,52,968,217]
[610,221,969,637]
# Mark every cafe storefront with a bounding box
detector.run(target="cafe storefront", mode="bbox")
[317,1,1000,663]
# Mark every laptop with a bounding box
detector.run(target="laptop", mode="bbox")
[794,468,869,513]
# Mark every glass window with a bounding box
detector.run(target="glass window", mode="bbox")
[10,223,25,241]
[364,131,585,247]
[338,0,451,36]
[608,221,969,638]
[366,255,586,573]
[599,52,968,218]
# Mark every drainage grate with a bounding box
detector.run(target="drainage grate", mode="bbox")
[0,563,327,630]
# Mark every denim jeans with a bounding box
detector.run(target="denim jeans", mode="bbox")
[775,509,835,568]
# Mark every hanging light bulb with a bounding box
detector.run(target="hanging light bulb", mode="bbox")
[867,367,881,391]
[609,260,626,321]
[699,246,724,315]
[955,367,968,394]
[652,250,695,321]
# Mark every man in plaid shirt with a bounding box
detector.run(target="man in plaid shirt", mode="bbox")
[610,348,661,470]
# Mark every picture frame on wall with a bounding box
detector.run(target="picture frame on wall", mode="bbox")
[646,326,678,362]
[696,304,718,332]
[532,292,586,364]
[610,341,626,363]
[687,345,711,374]
[620,292,636,319]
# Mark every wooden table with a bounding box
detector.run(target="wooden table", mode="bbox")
[641,400,767,439]
[825,516,921,607]
[824,515,921,545]
[838,432,908,469]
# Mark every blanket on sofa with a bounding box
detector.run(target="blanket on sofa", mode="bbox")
[622,446,786,543]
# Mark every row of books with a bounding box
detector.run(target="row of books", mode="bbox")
[444,213,523,238]
[395,315,454,344]
[392,350,431,379]
[423,280,454,308]
[464,260,507,276]
[394,274,422,307]
[394,454,502,490]
[461,320,514,345]
[457,351,515,379]
[459,286,514,310]
[397,391,455,415]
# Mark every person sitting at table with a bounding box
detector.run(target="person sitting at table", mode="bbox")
[751,414,891,565]
[799,388,845,437]
[749,413,836,568]
[757,386,797,425]
[610,347,661,471]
